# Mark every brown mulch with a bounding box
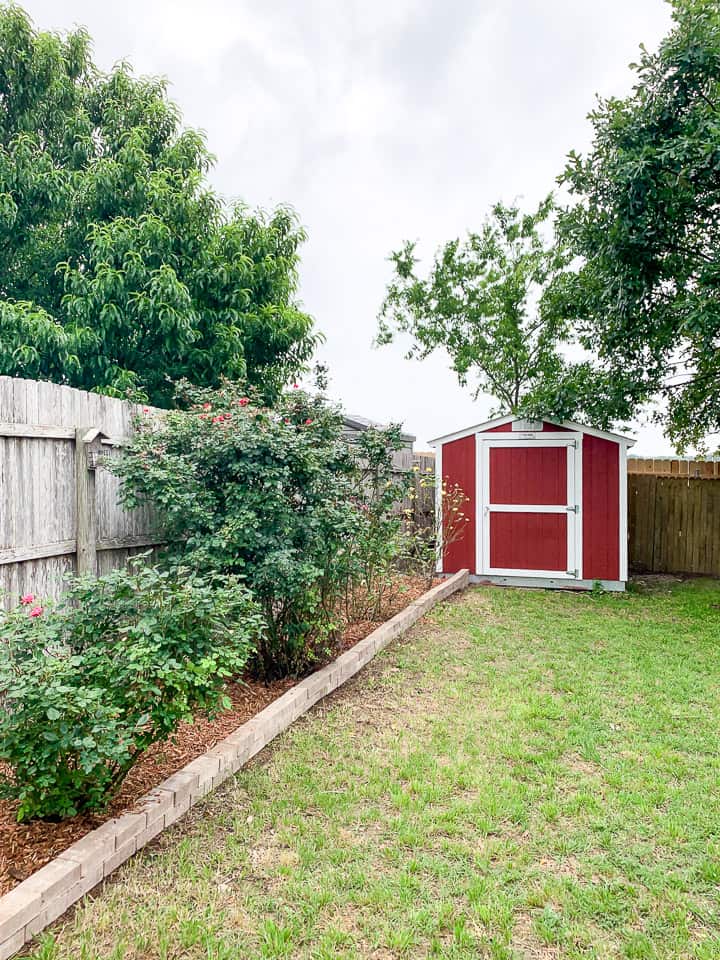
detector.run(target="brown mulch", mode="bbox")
[0,575,433,896]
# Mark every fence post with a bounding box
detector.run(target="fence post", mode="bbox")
[75,427,98,576]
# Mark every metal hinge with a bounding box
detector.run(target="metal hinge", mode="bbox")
[566,569,578,578]
[566,504,579,513]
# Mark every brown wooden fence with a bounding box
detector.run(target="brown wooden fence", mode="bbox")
[628,474,720,576]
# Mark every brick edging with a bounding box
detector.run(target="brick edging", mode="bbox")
[0,570,469,959]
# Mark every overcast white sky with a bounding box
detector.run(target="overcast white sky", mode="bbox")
[24,0,685,453]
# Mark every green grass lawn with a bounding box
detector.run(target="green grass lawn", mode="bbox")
[28,579,720,960]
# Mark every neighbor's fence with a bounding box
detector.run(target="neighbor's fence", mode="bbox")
[412,452,436,528]
[629,456,720,478]
[628,473,720,576]
[0,377,161,608]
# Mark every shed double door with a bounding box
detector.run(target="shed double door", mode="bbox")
[478,436,582,579]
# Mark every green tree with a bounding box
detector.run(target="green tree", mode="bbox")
[543,0,720,450]
[377,197,570,413]
[0,5,317,405]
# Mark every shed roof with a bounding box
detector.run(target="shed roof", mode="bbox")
[428,414,635,448]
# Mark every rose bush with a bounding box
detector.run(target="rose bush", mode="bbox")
[0,562,262,821]
[115,380,406,679]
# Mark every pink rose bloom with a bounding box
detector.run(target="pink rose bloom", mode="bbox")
[29,606,43,618]
[238,398,250,406]
[20,593,34,605]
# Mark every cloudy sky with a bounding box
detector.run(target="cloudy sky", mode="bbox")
[25,0,679,452]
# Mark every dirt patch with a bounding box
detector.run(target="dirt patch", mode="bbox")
[536,855,587,882]
[0,576,434,897]
[512,913,561,959]
[248,830,300,873]
[563,753,602,778]
[630,573,718,593]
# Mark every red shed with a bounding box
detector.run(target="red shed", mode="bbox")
[430,416,635,591]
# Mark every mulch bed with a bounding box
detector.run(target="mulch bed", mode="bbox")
[0,575,433,896]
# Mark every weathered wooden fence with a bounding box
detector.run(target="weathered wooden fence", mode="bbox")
[412,452,436,528]
[0,377,161,607]
[628,474,720,576]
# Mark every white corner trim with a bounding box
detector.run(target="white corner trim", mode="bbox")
[435,444,443,573]
[0,570,470,960]
[619,442,629,582]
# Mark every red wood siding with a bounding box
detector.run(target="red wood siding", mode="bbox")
[489,446,567,505]
[582,436,620,580]
[483,421,570,434]
[442,435,476,574]
[490,513,567,570]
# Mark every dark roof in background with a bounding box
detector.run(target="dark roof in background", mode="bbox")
[343,414,415,445]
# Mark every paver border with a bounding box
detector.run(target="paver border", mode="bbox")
[0,570,469,958]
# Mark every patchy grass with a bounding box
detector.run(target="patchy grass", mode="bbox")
[27,579,720,959]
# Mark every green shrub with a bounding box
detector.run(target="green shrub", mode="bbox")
[115,380,406,679]
[0,563,261,821]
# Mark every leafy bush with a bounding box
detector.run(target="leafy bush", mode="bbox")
[115,381,406,679]
[0,563,261,821]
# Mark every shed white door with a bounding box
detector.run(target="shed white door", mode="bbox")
[478,436,582,579]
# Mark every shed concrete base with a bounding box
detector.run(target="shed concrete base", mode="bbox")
[467,574,626,592]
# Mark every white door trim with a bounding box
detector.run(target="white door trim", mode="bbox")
[476,435,583,580]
